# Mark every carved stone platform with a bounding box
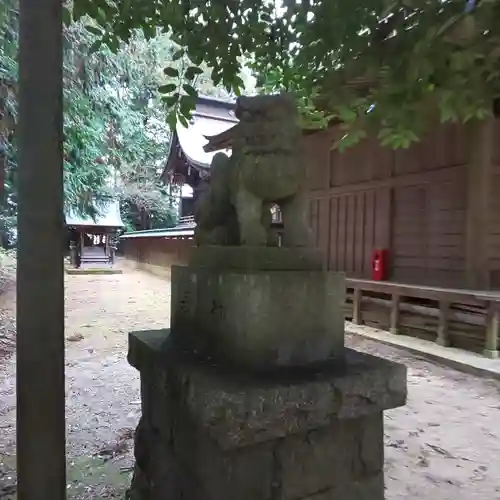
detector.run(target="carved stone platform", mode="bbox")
[170,246,345,370]
[127,329,407,500]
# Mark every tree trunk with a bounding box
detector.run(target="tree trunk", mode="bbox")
[17,1,66,498]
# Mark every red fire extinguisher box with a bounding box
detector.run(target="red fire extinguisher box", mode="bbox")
[371,249,389,281]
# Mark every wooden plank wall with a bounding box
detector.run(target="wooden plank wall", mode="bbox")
[489,121,500,288]
[122,237,194,269]
[305,123,474,287]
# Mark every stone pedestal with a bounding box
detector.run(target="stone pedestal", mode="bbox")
[127,329,407,500]
[128,245,407,499]
[171,246,345,370]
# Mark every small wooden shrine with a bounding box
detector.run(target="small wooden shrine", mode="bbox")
[65,200,124,267]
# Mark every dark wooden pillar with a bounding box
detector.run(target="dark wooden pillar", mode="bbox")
[17,1,66,498]
[465,118,494,289]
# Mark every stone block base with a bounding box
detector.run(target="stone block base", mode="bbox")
[127,329,407,500]
[171,246,345,370]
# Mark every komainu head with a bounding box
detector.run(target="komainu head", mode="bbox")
[234,93,300,156]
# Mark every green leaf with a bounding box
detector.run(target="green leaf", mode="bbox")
[72,1,85,21]
[63,7,72,27]
[182,84,197,98]
[166,111,177,129]
[178,114,189,128]
[143,24,156,40]
[179,94,196,119]
[162,93,180,107]
[440,104,456,123]
[184,66,204,81]
[163,67,179,78]
[107,36,120,53]
[89,39,102,54]
[172,49,184,61]
[336,106,357,123]
[332,129,367,151]
[85,25,103,36]
[436,14,462,37]
[211,68,222,86]
[158,83,178,94]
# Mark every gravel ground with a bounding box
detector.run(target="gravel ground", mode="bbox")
[347,334,500,500]
[0,268,500,499]
[0,288,15,358]
[0,268,170,498]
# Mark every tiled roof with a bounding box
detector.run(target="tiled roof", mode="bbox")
[65,200,124,228]
[120,216,195,240]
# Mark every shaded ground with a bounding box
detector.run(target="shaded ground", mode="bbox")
[0,267,170,498]
[348,334,500,499]
[0,267,500,498]
[0,289,15,358]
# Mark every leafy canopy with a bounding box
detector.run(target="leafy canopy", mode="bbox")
[73,0,500,148]
[62,22,177,222]
[1,3,183,230]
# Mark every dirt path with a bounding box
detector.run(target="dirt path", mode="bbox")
[1,268,500,499]
[0,268,170,498]
[347,334,500,500]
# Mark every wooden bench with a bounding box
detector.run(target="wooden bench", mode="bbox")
[345,278,500,359]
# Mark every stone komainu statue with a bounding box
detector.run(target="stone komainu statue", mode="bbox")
[195,93,311,247]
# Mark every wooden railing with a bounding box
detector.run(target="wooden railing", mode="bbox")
[345,279,500,359]
[178,215,195,225]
